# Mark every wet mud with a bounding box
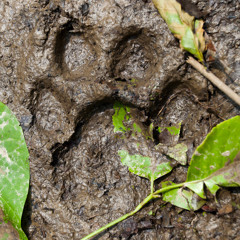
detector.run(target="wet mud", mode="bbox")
[0,0,240,239]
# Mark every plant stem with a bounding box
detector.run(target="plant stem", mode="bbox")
[153,182,184,195]
[81,194,154,240]
[81,183,185,240]
[187,56,240,106]
[151,176,154,194]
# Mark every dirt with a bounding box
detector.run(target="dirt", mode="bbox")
[0,0,240,239]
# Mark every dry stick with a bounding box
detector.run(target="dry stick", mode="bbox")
[187,57,240,106]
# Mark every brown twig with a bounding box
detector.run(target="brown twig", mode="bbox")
[187,56,240,107]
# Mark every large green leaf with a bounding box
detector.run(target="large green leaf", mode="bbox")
[162,158,240,210]
[162,116,240,210]
[0,102,29,239]
[183,154,240,201]
[187,116,240,181]
[118,150,172,182]
[203,157,240,194]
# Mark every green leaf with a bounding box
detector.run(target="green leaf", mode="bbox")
[185,181,205,199]
[113,102,173,184]
[184,156,240,197]
[167,143,188,165]
[180,27,203,61]
[112,101,154,141]
[162,181,206,210]
[156,123,187,164]
[162,116,240,210]
[118,150,172,182]
[166,124,181,136]
[0,102,29,240]
[187,116,240,181]
[157,123,181,147]
[185,116,240,196]
[133,123,142,133]
[112,102,131,133]
[158,123,181,136]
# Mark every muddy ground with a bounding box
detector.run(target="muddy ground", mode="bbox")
[0,0,240,239]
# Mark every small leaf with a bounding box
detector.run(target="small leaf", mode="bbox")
[166,123,181,136]
[112,102,152,140]
[158,122,181,136]
[162,181,206,210]
[167,143,188,165]
[113,102,173,190]
[157,123,181,145]
[0,102,29,240]
[156,123,187,164]
[180,27,204,61]
[185,181,205,199]
[118,150,172,182]
[133,123,142,133]
[149,123,154,139]
[112,102,131,133]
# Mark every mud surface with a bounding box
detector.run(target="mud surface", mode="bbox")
[0,0,240,239]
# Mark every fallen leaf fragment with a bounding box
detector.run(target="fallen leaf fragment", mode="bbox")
[152,0,205,62]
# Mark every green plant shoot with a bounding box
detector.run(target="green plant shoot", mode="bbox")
[119,150,172,194]
[81,104,240,240]
[0,102,29,240]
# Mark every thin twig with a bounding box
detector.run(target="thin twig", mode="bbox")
[81,181,186,240]
[81,194,154,240]
[187,57,240,107]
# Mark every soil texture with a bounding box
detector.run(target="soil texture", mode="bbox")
[0,0,240,239]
